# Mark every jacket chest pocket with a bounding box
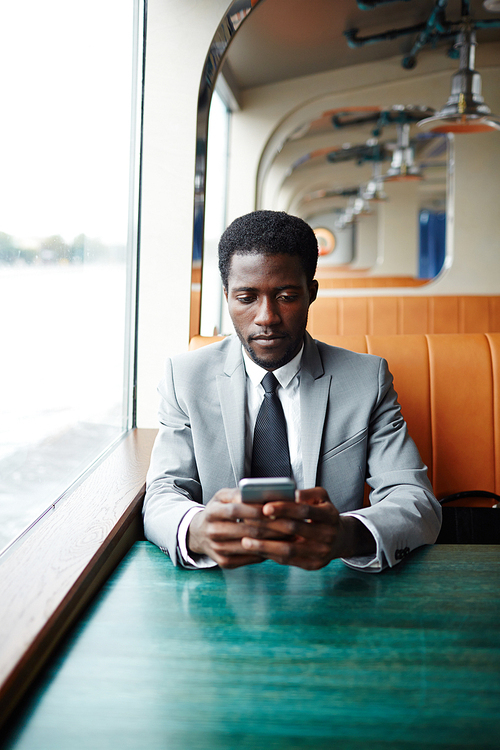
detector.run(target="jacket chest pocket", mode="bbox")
[320,427,368,464]
[318,428,368,510]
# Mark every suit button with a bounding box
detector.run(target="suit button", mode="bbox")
[395,547,410,560]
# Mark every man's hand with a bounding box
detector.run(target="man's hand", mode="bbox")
[239,487,376,570]
[187,488,292,569]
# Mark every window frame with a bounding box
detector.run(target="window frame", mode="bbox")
[0,427,156,728]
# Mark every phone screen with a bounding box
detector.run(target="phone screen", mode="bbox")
[239,477,296,503]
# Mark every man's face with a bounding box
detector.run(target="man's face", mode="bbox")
[224,252,318,371]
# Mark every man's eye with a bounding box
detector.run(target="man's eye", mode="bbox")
[278,294,298,302]
[236,296,255,304]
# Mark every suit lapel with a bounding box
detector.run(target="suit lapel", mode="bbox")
[216,337,247,484]
[215,334,331,488]
[300,333,331,488]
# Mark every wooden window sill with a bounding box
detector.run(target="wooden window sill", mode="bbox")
[0,427,157,728]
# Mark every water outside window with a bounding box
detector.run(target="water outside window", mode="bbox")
[0,0,142,553]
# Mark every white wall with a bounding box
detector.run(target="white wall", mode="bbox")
[376,180,419,277]
[430,124,500,293]
[355,212,378,269]
[137,0,229,426]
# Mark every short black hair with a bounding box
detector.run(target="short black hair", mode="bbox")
[218,210,318,289]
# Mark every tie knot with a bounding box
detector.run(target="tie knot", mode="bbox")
[261,371,278,395]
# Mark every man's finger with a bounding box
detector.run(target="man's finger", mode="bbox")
[215,554,266,569]
[239,518,296,541]
[215,488,242,503]
[261,499,338,524]
[296,487,331,505]
[211,538,267,558]
[245,517,337,544]
[207,499,264,522]
[206,518,295,542]
[240,536,333,570]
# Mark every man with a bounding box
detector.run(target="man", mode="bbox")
[143,210,441,571]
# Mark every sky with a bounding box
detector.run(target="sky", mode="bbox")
[0,0,136,245]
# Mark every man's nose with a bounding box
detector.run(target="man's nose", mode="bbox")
[254,297,281,326]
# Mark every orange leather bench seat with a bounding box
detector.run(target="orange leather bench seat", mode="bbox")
[190,333,500,507]
[321,333,500,506]
[317,276,428,289]
[307,295,500,338]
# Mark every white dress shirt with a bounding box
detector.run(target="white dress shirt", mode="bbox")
[243,346,304,486]
[177,344,383,570]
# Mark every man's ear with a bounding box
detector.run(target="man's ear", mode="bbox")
[223,286,228,301]
[309,279,319,305]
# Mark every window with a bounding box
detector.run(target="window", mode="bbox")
[200,90,230,336]
[0,0,143,554]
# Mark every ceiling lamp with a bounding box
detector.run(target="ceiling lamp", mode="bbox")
[335,202,356,230]
[418,28,500,133]
[362,162,388,201]
[352,196,372,216]
[363,177,388,201]
[335,192,373,230]
[384,123,422,181]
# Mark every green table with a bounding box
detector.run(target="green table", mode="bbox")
[4,544,500,750]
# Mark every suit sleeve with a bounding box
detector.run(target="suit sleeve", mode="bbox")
[142,358,205,565]
[348,357,442,569]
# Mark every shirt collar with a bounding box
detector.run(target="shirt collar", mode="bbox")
[242,343,303,389]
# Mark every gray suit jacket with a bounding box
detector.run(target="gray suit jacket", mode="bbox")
[143,333,441,568]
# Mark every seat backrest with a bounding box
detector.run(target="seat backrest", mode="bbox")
[307,295,500,338]
[322,333,500,503]
[189,335,226,350]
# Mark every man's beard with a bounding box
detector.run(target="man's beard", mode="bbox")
[242,334,303,371]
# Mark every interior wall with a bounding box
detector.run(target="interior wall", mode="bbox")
[137,0,229,427]
[432,123,500,293]
[355,213,378,270]
[376,181,420,277]
[306,211,355,266]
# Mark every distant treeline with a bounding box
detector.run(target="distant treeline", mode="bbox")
[0,232,125,265]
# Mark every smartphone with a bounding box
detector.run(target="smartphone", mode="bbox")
[239,477,296,503]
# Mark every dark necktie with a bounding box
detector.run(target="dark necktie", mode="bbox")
[251,372,292,478]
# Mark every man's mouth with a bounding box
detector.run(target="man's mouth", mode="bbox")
[250,334,286,343]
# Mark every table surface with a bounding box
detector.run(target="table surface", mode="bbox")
[3,543,500,750]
